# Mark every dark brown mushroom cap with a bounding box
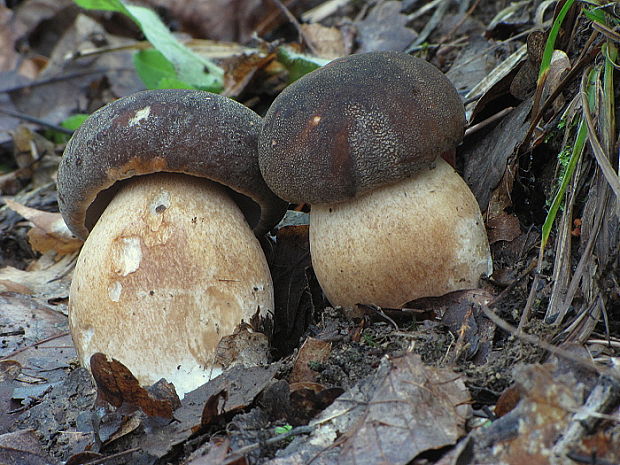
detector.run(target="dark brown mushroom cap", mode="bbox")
[57,89,287,239]
[258,51,466,204]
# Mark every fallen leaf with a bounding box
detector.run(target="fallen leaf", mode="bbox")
[0,360,21,382]
[290,337,332,384]
[405,289,496,363]
[0,429,53,465]
[510,30,545,100]
[214,326,270,371]
[494,384,523,418]
[301,23,347,59]
[0,291,70,359]
[269,353,471,465]
[487,212,522,244]
[463,99,533,211]
[222,50,273,98]
[4,198,83,255]
[199,389,227,429]
[90,353,180,419]
[0,250,76,302]
[138,364,278,460]
[143,0,308,44]
[355,1,417,53]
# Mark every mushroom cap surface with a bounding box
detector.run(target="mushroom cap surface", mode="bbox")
[259,51,466,204]
[58,89,287,239]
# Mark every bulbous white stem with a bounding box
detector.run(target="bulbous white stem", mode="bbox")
[69,173,273,397]
[310,158,492,308]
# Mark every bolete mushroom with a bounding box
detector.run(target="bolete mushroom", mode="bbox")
[57,89,286,397]
[259,51,492,309]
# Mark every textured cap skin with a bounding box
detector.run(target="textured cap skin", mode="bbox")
[259,51,466,204]
[58,89,287,239]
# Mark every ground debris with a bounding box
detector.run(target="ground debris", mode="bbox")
[269,352,470,465]
[448,348,620,465]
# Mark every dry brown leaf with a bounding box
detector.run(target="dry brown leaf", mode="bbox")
[0,250,76,300]
[139,364,278,459]
[0,430,54,465]
[4,198,82,255]
[290,337,332,384]
[301,23,347,59]
[355,1,417,53]
[491,364,582,463]
[90,353,180,419]
[269,353,471,465]
[142,0,308,43]
[487,212,522,244]
[0,292,70,359]
[222,51,273,98]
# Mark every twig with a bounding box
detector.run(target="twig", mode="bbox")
[481,304,620,382]
[221,425,313,464]
[270,0,320,56]
[464,107,515,138]
[80,448,141,464]
[0,107,73,134]
[0,331,71,361]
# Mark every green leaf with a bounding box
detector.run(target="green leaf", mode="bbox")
[274,425,293,435]
[277,46,332,83]
[73,0,223,92]
[61,114,89,131]
[45,113,90,143]
[155,77,196,90]
[583,7,606,24]
[133,49,177,89]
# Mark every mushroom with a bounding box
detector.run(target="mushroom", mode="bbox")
[259,51,492,309]
[57,89,286,397]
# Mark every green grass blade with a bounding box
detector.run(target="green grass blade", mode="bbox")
[538,0,576,85]
[540,67,599,250]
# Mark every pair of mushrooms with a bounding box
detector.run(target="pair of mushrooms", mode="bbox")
[58,51,491,397]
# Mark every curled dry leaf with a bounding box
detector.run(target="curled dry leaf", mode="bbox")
[90,353,180,419]
[199,389,227,429]
[4,198,82,255]
[0,250,76,301]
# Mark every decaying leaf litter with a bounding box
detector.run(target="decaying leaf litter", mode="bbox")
[1,0,619,463]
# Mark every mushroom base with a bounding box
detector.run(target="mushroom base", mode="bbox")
[310,158,492,308]
[69,173,274,397]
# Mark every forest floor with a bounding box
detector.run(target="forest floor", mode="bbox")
[1,0,619,464]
